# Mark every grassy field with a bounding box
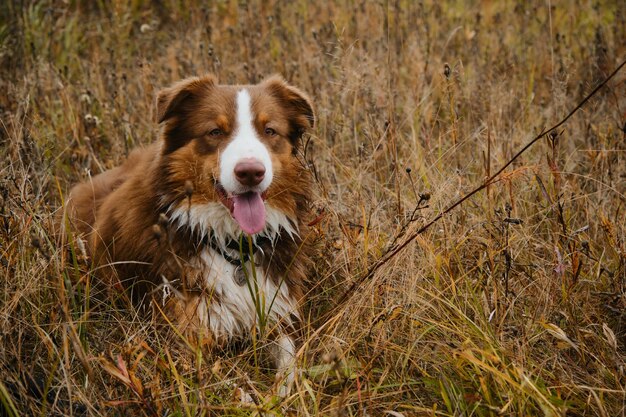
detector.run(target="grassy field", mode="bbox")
[1,1,625,415]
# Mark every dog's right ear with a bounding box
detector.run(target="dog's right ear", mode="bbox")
[156,74,217,123]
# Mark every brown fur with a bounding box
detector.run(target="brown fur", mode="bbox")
[63,74,315,345]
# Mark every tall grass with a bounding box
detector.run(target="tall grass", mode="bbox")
[1,1,624,415]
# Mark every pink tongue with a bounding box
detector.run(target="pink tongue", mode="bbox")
[231,192,266,234]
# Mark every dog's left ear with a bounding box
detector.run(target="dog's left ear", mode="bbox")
[263,75,315,140]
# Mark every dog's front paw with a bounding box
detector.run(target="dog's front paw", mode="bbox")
[275,367,298,398]
[233,384,255,405]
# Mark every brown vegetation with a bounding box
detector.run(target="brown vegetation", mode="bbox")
[1,1,624,415]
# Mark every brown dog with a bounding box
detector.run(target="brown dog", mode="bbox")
[63,74,315,392]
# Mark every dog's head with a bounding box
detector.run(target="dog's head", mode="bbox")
[156,75,315,238]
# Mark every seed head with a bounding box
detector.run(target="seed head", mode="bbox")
[79,93,91,104]
[549,130,559,141]
[31,236,41,249]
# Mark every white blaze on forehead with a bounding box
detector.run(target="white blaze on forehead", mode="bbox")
[219,89,273,194]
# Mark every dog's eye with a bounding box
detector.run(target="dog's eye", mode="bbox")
[208,129,223,137]
[264,127,276,136]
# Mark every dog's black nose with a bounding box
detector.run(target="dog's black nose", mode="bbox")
[234,159,265,186]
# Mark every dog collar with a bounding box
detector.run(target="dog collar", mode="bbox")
[204,234,271,262]
[204,234,271,286]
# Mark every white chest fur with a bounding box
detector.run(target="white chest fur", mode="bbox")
[193,248,299,340]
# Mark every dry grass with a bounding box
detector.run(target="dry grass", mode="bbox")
[1,1,625,415]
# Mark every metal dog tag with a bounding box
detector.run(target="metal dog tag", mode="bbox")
[234,265,247,286]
